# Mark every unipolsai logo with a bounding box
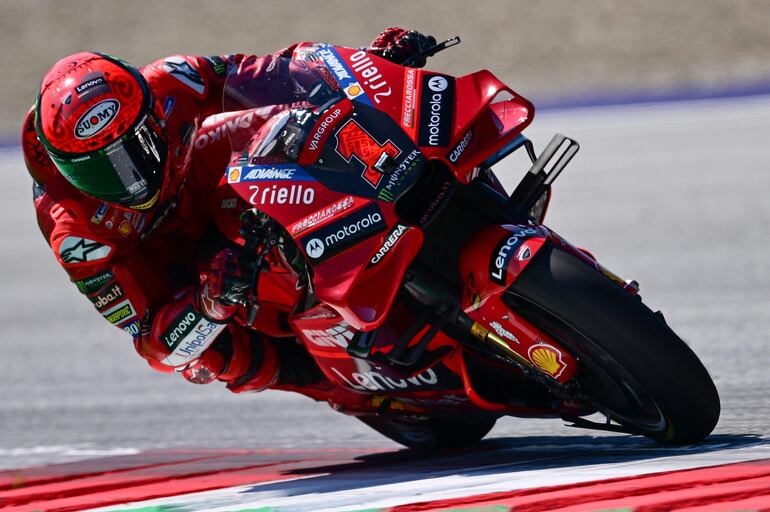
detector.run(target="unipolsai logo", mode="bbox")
[74,99,120,139]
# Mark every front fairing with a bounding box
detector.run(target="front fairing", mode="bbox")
[219,47,427,331]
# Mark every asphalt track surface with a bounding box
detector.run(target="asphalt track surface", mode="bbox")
[1,95,770,509]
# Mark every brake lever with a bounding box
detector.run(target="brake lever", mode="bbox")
[400,36,461,67]
[238,209,278,325]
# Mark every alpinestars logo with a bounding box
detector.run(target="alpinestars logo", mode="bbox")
[301,203,386,263]
[59,237,112,264]
[163,57,205,94]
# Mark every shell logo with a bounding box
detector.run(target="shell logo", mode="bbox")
[528,343,566,378]
[118,221,132,236]
[227,167,241,183]
[345,84,364,98]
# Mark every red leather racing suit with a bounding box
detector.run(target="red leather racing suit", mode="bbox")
[22,46,322,392]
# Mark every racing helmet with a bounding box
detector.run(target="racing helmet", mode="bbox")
[35,52,168,210]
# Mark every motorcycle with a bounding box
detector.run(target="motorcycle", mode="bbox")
[210,38,720,448]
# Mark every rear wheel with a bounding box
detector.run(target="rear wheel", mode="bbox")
[507,242,720,444]
[357,414,497,450]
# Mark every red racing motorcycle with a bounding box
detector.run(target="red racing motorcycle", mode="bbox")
[210,39,720,448]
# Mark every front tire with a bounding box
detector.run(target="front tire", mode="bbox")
[507,242,720,444]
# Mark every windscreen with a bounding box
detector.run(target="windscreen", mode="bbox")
[222,55,343,155]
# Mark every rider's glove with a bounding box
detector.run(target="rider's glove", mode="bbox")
[197,248,250,322]
[368,27,437,68]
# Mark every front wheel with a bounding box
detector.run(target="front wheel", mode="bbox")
[507,242,720,444]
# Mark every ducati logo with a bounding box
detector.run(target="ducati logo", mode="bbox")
[305,238,325,259]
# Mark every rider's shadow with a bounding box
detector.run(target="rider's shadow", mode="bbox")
[240,434,767,498]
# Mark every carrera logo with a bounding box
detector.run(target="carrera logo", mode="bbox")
[369,224,408,266]
[91,283,125,310]
[489,227,539,285]
[161,307,202,350]
[74,99,120,139]
[418,74,454,147]
[301,203,386,263]
[449,130,472,163]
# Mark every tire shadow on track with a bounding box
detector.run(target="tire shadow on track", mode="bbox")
[241,434,766,497]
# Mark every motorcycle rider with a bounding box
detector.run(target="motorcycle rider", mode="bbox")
[23,28,436,392]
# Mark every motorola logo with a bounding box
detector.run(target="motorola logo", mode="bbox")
[305,238,325,259]
[428,76,448,92]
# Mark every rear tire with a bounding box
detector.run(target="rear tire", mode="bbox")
[507,242,720,444]
[357,415,497,450]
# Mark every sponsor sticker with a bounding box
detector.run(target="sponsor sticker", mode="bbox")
[418,74,454,147]
[75,269,115,294]
[368,223,408,266]
[489,321,519,344]
[488,227,539,285]
[118,220,132,236]
[348,50,392,105]
[303,323,355,348]
[300,203,386,263]
[448,129,473,163]
[194,111,260,150]
[163,56,205,94]
[290,195,355,235]
[59,236,112,264]
[331,365,440,392]
[401,68,418,129]
[227,167,241,184]
[335,119,401,188]
[377,149,423,202]
[220,198,237,209]
[161,317,226,367]
[90,282,125,311]
[74,99,120,139]
[90,203,109,225]
[74,72,110,99]
[204,55,227,76]
[161,306,203,350]
[102,299,137,325]
[315,47,372,106]
[230,164,316,183]
[122,320,141,337]
[248,183,315,206]
[163,96,176,116]
[528,343,566,378]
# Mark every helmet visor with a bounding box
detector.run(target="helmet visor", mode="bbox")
[49,114,167,209]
